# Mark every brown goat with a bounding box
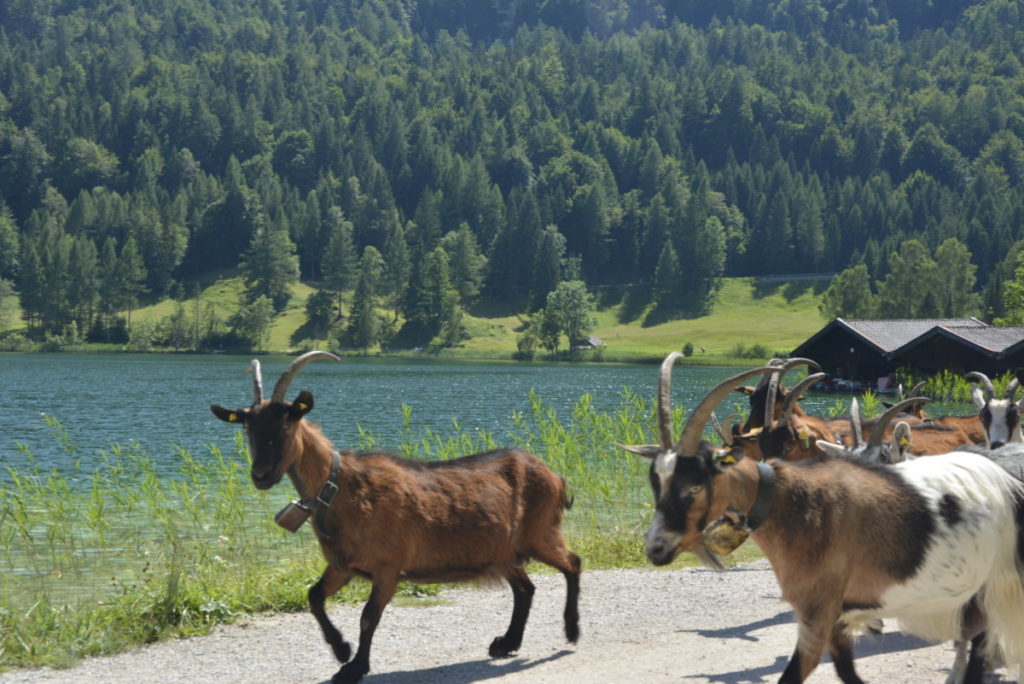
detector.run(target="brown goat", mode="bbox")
[738,361,976,460]
[210,351,581,684]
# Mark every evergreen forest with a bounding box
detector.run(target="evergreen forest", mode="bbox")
[1,0,1023,350]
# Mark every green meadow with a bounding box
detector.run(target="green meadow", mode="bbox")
[44,276,826,360]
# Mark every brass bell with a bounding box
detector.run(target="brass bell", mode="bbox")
[701,509,750,557]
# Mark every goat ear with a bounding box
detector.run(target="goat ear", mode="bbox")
[615,443,661,461]
[815,440,849,457]
[736,385,755,396]
[290,390,314,418]
[211,405,247,424]
[711,447,741,469]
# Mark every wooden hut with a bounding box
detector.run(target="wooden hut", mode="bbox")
[790,317,1024,387]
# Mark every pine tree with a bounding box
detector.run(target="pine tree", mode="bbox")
[440,223,486,302]
[239,214,300,311]
[654,240,682,309]
[346,246,385,351]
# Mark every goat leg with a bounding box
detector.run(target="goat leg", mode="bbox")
[333,573,399,684]
[561,552,582,643]
[310,566,354,663]
[534,544,582,643]
[780,599,852,683]
[962,632,988,684]
[827,620,865,684]
[489,566,535,657]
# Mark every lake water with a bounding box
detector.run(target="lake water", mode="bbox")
[0,352,913,484]
[0,353,818,479]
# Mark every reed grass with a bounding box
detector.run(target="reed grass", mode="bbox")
[0,391,710,671]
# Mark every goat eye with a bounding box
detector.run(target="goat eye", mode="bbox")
[688,485,703,496]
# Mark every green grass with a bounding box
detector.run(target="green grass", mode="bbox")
[0,390,751,671]
[7,276,828,360]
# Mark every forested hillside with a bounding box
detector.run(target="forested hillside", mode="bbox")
[0,0,1022,350]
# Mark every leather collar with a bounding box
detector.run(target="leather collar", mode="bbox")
[745,460,775,531]
[307,450,341,537]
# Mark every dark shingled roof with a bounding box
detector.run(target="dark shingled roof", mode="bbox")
[794,317,987,356]
[897,325,1024,356]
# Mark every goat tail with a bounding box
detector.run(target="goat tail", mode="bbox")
[978,488,1024,678]
[560,476,575,510]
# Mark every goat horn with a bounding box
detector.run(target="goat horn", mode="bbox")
[966,372,994,402]
[247,359,264,404]
[1005,375,1021,401]
[908,381,927,398]
[710,412,740,447]
[754,358,788,390]
[270,351,341,402]
[867,396,932,448]
[674,365,778,457]
[850,398,863,447]
[763,358,821,427]
[778,373,824,428]
[657,352,685,449]
[764,368,782,429]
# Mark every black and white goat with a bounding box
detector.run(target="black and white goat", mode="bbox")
[967,371,1024,448]
[620,353,1024,683]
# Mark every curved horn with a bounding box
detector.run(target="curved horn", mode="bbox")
[763,358,821,427]
[1005,375,1020,401]
[675,366,779,457]
[966,372,994,402]
[657,352,685,449]
[247,359,264,404]
[907,381,927,399]
[777,373,825,427]
[709,411,730,446]
[780,357,822,373]
[850,398,863,447]
[754,358,787,390]
[270,351,341,402]
[764,369,782,428]
[866,396,933,448]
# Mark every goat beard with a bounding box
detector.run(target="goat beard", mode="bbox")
[693,541,727,572]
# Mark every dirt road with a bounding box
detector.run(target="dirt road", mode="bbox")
[1,560,1015,683]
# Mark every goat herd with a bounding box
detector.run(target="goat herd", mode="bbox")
[210,351,1024,684]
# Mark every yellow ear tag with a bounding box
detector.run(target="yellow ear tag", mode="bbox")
[297,402,308,411]
[899,436,910,447]
[228,413,239,422]
[718,453,738,466]
[797,427,811,440]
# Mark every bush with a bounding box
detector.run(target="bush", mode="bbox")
[727,342,772,359]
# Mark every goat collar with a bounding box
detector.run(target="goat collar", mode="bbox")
[311,450,342,537]
[745,460,775,531]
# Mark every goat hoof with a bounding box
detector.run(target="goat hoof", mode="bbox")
[488,636,519,658]
[332,660,368,683]
[566,622,580,644]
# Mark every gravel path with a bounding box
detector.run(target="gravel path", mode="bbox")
[1,560,1017,683]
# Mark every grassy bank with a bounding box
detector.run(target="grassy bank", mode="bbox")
[0,390,760,671]
[2,277,828,361]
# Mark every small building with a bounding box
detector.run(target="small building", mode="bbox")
[571,335,605,351]
[791,317,1024,386]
